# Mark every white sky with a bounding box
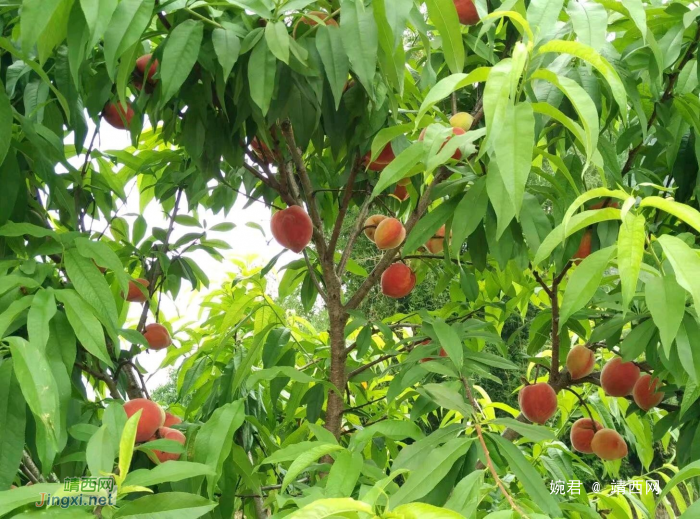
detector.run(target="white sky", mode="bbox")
[68,118,294,390]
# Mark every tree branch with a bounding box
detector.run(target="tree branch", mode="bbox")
[76,362,120,400]
[345,168,451,309]
[328,156,361,257]
[461,377,529,518]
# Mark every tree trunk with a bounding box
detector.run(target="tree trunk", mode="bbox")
[325,305,348,439]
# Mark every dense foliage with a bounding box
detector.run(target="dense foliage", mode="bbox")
[1,0,700,517]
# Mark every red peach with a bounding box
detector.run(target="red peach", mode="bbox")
[426,225,450,254]
[126,278,150,303]
[591,428,628,460]
[300,10,338,26]
[374,218,406,250]
[123,399,165,443]
[454,0,479,25]
[152,426,186,463]
[364,145,395,171]
[633,374,664,411]
[566,345,595,380]
[143,323,172,350]
[104,102,134,130]
[135,54,158,85]
[570,417,603,454]
[271,206,313,253]
[163,411,182,427]
[600,357,640,397]
[518,382,558,424]
[573,230,592,262]
[381,263,416,298]
[363,214,387,242]
[392,185,409,201]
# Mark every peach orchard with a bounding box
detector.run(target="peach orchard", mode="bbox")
[0,0,700,517]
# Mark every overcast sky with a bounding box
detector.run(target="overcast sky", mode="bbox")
[68,119,293,390]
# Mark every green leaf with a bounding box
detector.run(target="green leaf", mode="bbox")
[531,69,599,162]
[391,438,474,507]
[646,275,685,356]
[281,444,344,492]
[416,68,490,123]
[526,0,565,42]
[193,400,245,497]
[657,235,700,308]
[0,297,34,339]
[559,246,616,325]
[340,0,378,93]
[212,22,241,80]
[620,318,656,361]
[444,471,484,517]
[567,0,608,50]
[0,80,11,167]
[419,383,472,417]
[676,314,700,383]
[621,0,646,40]
[248,38,277,115]
[75,237,130,294]
[656,459,700,504]
[287,498,373,519]
[534,208,621,264]
[432,319,463,369]
[489,433,562,517]
[640,196,700,235]
[80,0,118,49]
[326,450,363,498]
[118,411,141,484]
[561,188,630,232]
[538,40,627,121]
[371,141,424,198]
[124,462,216,488]
[0,221,57,238]
[103,0,156,79]
[113,493,217,518]
[0,483,61,517]
[54,289,112,366]
[448,179,485,256]
[86,425,115,477]
[64,249,118,329]
[425,0,464,74]
[7,337,59,450]
[494,101,534,214]
[20,0,64,53]
[316,26,349,110]
[348,420,424,451]
[617,213,646,309]
[265,21,289,64]
[160,20,203,105]
[491,418,556,442]
[27,288,56,352]
[404,196,460,255]
[0,361,26,490]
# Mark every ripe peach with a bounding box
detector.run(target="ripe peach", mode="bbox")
[419,340,448,363]
[163,411,182,427]
[397,177,411,187]
[426,225,450,254]
[123,399,165,443]
[570,417,603,454]
[454,0,479,25]
[566,345,595,380]
[419,127,466,160]
[364,145,395,171]
[374,218,406,250]
[590,200,619,210]
[143,323,172,350]
[103,102,134,130]
[271,206,313,253]
[135,54,158,85]
[573,230,592,262]
[518,382,558,424]
[300,10,338,26]
[600,357,640,397]
[633,374,664,411]
[126,278,150,303]
[381,263,416,298]
[449,112,474,131]
[392,184,409,201]
[364,214,387,242]
[591,428,628,460]
[152,426,186,463]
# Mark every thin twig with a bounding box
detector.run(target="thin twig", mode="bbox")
[461,377,529,518]
[76,362,120,399]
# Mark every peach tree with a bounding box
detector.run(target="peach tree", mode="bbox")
[1,0,700,517]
